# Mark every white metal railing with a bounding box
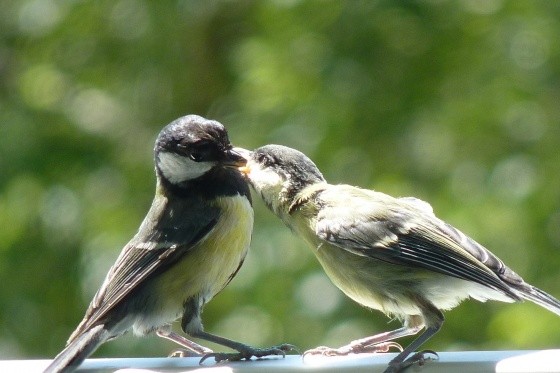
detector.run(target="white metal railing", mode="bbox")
[4,350,560,373]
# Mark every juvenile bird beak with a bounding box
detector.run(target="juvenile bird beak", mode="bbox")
[222,148,247,168]
[232,147,252,175]
[232,147,252,160]
[238,165,251,175]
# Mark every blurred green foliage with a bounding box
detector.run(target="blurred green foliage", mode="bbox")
[1,0,560,360]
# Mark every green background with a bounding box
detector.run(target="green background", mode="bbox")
[1,0,560,360]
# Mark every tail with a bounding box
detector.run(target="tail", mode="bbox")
[521,285,560,317]
[44,325,109,373]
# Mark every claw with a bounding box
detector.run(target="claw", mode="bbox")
[168,348,202,358]
[200,352,241,364]
[303,341,403,358]
[277,343,300,354]
[412,349,438,365]
[357,341,403,354]
[199,344,298,365]
[304,346,344,357]
[303,346,334,358]
[384,350,439,373]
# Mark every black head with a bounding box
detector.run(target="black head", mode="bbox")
[154,115,245,186]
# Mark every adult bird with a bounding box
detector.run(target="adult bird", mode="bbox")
[238,144,560,373]
[44,116,292,373]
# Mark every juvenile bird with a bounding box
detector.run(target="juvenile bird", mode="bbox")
[239,144,560,373]
[44,116,292,373]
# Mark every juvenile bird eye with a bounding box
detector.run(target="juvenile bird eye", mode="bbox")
[257,153,274,166]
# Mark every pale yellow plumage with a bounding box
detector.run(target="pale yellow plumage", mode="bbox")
[241,144,560,373]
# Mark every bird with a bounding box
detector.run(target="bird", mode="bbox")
[44,116,293,373]
[236,144,560,373]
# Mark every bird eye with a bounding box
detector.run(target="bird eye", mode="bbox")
[189,151,203,162]
[186,140,215,162]
[256,152,273,166]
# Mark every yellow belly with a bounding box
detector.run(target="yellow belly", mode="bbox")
[150,195,253,320]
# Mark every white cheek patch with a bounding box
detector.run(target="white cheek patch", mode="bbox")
[157,151,213,183]
[247,164,283,192]
[246,163,285,210]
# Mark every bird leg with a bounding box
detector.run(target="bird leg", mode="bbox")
[156,329,213,357]
[383,306,443,373]
[382,325,440,373]
[193,330,298,364]
[303,325,420,357]
[387,350,438,372]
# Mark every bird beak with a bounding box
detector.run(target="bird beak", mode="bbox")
[222,148,247,168]
[231,147,252,175]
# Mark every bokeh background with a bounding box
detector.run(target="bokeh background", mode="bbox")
[2,0,560,360]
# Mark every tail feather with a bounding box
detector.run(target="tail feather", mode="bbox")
[44,325,109,373]
[521,285,560,317]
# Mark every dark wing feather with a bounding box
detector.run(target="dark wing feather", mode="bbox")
[69,193,219,342]
[315,187,521,301]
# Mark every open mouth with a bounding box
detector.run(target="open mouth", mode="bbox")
[238,165,250,175]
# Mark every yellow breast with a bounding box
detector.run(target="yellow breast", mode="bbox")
[197,195,254,297]
[155,195,253,313]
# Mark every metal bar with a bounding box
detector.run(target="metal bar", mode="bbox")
[6,350,560,373]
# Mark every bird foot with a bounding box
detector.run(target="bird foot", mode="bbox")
[168,348,206,357]
[199,343,298,364]
[384,350,438,373]
[304,341,403,357]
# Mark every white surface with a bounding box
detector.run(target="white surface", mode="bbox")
[5,350,560,373]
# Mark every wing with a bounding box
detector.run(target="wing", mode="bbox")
[69,193,220,342]
[314,186,522,301]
